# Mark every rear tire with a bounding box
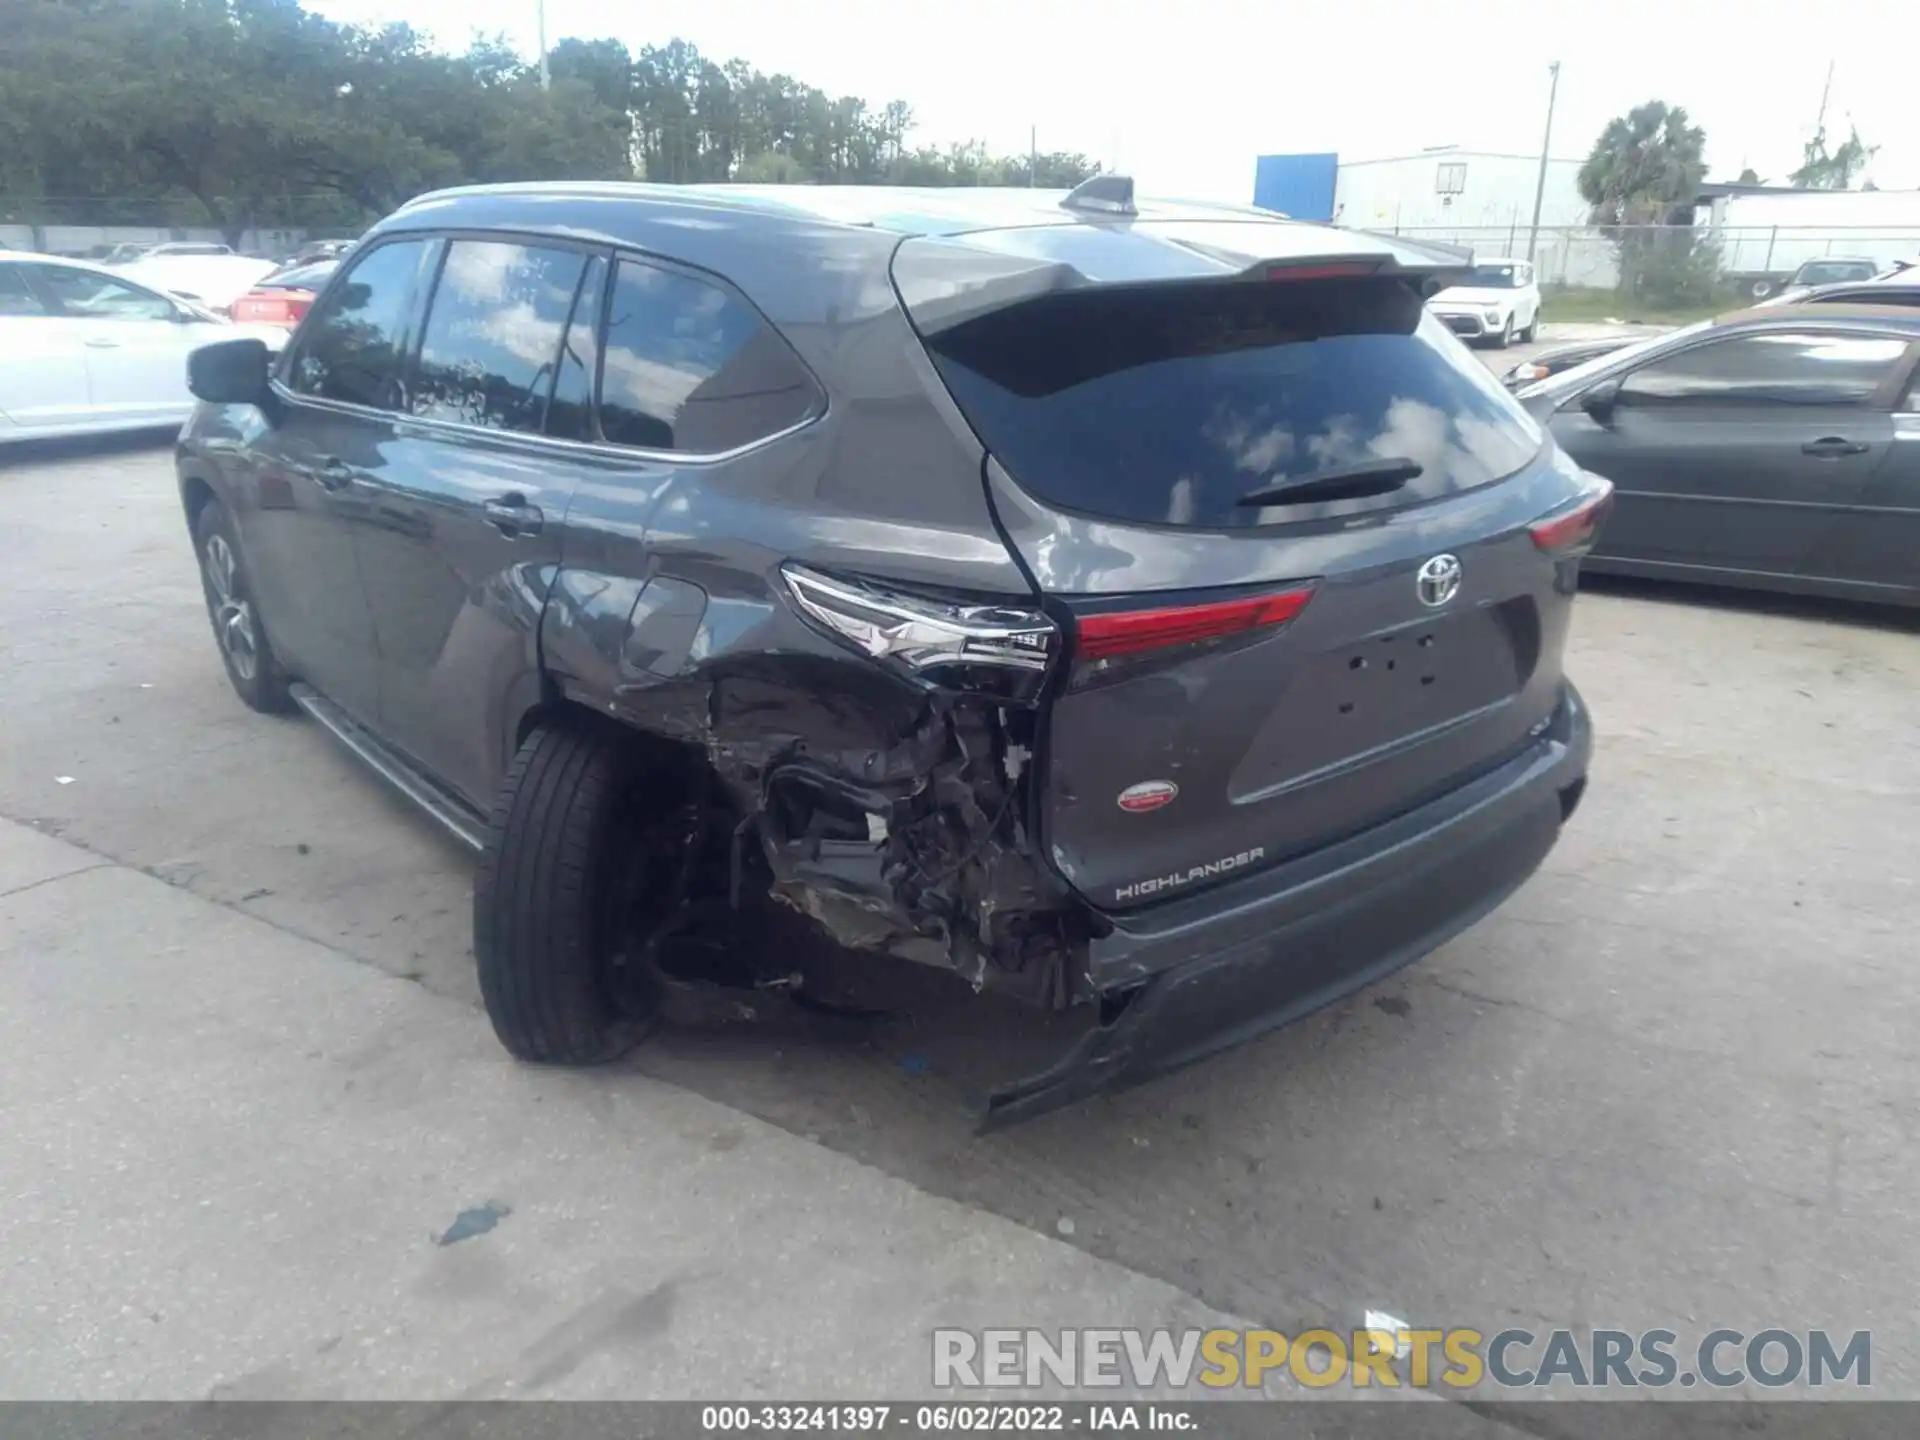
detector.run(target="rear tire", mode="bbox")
[193,496,294,714]
[473,720,670,1065]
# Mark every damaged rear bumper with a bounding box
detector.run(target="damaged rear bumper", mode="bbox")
[979,681,1592,1129]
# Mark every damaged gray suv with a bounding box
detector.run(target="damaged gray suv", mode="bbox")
[179,177,1604,1125]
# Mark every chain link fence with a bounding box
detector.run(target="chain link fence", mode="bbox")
[1377,224,1920,301]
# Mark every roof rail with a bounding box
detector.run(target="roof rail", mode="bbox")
[1061,174,1136,217]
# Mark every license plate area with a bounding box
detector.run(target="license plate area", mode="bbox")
[1230,603,1533,801]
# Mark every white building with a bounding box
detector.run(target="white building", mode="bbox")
[1331,145,1589,239]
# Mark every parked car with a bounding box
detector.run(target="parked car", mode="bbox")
[1785,256,1882,289]
[1753,271,1920,311]
[121,252,280,314]
[284,238,356,266]
[0,251,285,442]
[178,179,1602,1123]
[228,258,338,329]
[1518,305,1920,606]
[1426,257,1543,347]
[1500,336,1638,390]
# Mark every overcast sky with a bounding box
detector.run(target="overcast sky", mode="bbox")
[310,0,1913,200]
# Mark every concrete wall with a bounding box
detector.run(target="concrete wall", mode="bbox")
[0,223,313,257]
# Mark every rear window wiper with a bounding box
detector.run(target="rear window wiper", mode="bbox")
[1235,457,1424,507]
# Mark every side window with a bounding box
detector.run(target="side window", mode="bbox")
[410,240,589,434]
[0,266,48,316]
[598,257,822,454]
[1519,264,1534,286]
[546,256,606,443]
[1619,332,1910,407]
[289,239,431,411]
[29,265,176,322]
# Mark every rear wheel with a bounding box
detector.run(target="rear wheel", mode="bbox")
[193,497,293,714]
[473,719,693,1065]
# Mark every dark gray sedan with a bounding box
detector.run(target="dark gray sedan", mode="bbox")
[1519,306,1920,607]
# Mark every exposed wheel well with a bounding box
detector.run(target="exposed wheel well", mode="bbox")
[180,474,217,533]
[514,697,720,803]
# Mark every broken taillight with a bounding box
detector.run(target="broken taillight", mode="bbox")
[1530,478,1615,557]
[780,563,1058,702]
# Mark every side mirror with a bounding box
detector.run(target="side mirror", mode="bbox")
[188,337,273,407]
[1580,378,1622,424]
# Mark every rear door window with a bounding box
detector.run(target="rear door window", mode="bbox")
[1619,331,1911,406]
[0,266,47,316]
[923,277,1544,529]
[288,238,433,411]
[409,239,589,434]
[598,257,822,454]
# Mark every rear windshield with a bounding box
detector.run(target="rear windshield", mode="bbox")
[923,278,1543,530]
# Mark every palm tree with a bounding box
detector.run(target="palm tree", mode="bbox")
[1578,102,1710,300]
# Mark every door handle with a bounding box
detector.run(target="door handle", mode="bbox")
[483,495,544,537]
[314,457,357,491]
[1801,437,1870,458]
[83,337,121,349]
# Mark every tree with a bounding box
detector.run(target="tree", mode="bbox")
[1789,124,1875,189]
[1578,101,1711,302]
[1735,167,1763,185]
[0,0,1092,240]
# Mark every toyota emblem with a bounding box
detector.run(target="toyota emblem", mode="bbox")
[1416,553,1463,608]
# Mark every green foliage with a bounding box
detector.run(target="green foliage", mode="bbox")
[1789,124,1875,190]
[0,0,1100,239]
[1578,101,1714,305]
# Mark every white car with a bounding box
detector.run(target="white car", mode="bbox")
[1426,258,1542,348]
[121,253,281,313]
[0,251,285,444]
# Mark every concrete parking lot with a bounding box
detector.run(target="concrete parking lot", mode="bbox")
[4,344,1918,1399]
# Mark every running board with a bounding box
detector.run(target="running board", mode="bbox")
[288,683,489,853]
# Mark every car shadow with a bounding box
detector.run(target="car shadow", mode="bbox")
[1,428,181,469]
[1578,571,1919,635]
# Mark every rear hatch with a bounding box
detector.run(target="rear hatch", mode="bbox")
[894,224,1601,911]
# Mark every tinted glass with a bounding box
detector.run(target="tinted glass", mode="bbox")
[0,266,46,316]
[1809,286,1920,308]
[599,258,821,453]
[410,240,587,434]
[30,265,175,321]
[1620,331,1910,406]
[1796,261,1877,286]
[261,261,337,291]
[926,278,1545,529]
[546,256,605,443]
[289,239,430,410]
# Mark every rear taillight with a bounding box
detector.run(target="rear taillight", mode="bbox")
[1076,586,1316,661]
[231,290,314,327]
[1263,261,1382,282]
[1530,478,1615,556]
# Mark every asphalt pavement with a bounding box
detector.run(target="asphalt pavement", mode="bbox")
[3,345,1916,1401]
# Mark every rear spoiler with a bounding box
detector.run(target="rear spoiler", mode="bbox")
[895,225,1476,336]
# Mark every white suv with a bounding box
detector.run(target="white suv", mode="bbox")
[1427,258,1542,347]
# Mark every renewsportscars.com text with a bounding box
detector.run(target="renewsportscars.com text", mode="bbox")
[932,1327,1872,1390]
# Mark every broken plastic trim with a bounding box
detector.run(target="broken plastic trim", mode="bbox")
[780,563,1059,702]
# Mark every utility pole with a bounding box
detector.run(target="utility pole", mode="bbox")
[1030,125,1037,187]
[1525,60,1561,263]
[537,0,549,90]
[1813,59,1834,136]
